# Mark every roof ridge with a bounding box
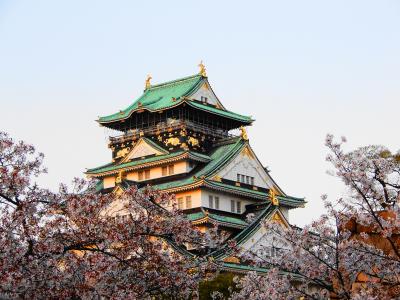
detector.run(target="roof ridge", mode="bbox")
[149,74,202,90]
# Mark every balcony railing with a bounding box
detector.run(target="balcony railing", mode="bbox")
[108,120,237,145]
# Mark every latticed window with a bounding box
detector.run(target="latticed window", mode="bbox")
[209,195,214,209]
[215,197,220,209]
[178,198,183,209]
[145,169,150,179]
[186,196,192,209]
[138,171,143,180]
[162,166,168,176]
[168,164,174,175]
[236,201,241,214]
[231,200,235,213]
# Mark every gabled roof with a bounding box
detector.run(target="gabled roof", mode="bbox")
[187,209,248,229]
[98,74,253,125]
[120,137,169,163]
[86,150,211,177]
[149,138,305,208]
[209,203,285,260]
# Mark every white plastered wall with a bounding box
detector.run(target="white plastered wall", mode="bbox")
[190,82,220,106]
[217,146,275,189]
[200,189,254,214]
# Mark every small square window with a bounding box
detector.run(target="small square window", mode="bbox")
[138,171,144,181]
[231,200,235,213]
[162,166,168,176]
[215,197,220,210]
[145,169,150,179]
[186,196,192,209]
[168,164,174,175]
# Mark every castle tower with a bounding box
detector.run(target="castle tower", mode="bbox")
[86,67,305,264]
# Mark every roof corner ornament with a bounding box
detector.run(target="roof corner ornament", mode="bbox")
[198,61,207,77]
[145,74,152,90]
[269,188,279,206]
[240,126,248,141]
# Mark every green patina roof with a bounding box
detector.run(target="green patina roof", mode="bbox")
[186,211,248,227]
[152,138,244,190]
[98,74,252,124]
[206,181,305,206]
[186,101,253,123]
[86,150,211,175]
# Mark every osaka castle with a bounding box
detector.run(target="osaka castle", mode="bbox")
[86,63,305,271]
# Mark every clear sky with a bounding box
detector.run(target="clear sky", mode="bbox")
[1,0,399,226]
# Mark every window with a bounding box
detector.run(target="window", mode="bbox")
[201,96,208,103]
[162,166,168,176]
[215,197,220,209]
[186,196,192,209]
[145,169,150,179]
[209,195,214,209]
[138,171,143,181]
[178,197,183,209]
[236,201,241,214]
[231,200,235,213]
[237,173,255,185]
[168,164,174,175]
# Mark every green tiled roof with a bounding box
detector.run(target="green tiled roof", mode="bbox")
[187,101,253,123]
[210,213,248,226]
[151,138,244,190]
[98,74,252,125]
[186,211,248,227]
[207,181,305,207]
[86,150,211,175]
[99,75,203,123]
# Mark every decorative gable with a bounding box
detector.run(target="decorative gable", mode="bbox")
[189,81,225,109]
[239,209,290,257]
[121,138,168,163]
[215,145,276,190]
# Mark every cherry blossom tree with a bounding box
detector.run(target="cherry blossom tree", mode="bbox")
[231,135,400,299]
[0,132,214,299]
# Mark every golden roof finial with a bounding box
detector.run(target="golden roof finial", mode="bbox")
[240,126,248,141]
[145,74,152,90]
[269,188,279,206]
[198,60,207,77]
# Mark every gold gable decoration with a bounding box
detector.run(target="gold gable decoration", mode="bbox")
[271,212,288,228]
[269,188,279,206]
[115,147,130,160]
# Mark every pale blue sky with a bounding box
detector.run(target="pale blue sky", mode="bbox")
[1,0,399,226]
